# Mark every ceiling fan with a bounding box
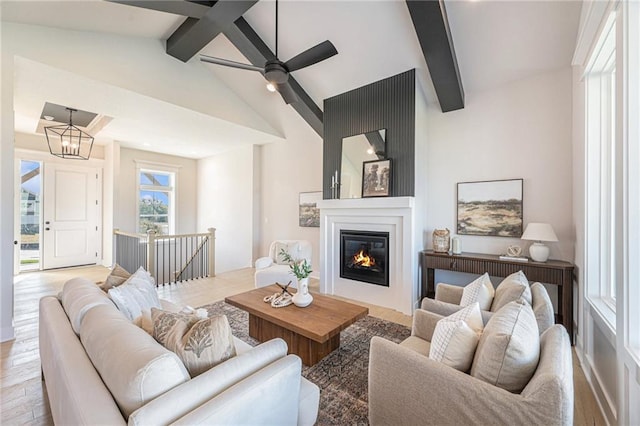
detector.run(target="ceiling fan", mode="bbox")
[200,0,338,104]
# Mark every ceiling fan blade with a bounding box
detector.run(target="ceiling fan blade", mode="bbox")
[200,55,264,72]
[276,82,299,104]
[284,40,338,72]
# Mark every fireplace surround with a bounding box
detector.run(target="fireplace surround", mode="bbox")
[318,196,418,315]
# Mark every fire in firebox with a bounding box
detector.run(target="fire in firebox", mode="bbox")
[352,249,376,268]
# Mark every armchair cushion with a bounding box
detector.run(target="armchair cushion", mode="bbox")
[429,303,483,371]
[274,241,297,264]
[531,282,555,333]
[470,300,540,393]
[434,282,463,304]
[460,273,494,310]
[491,270,532,312]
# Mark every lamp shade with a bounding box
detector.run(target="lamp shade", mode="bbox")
[521,223,558,242]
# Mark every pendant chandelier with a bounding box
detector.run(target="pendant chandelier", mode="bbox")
[44,107,94,160]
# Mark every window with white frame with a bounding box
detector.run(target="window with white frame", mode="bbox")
[585,12,618,316]
[138,169,175,235]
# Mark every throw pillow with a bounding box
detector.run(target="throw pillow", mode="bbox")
[530,282,555,334]
[492,270,532,312]
[151,308,237,377]
[99,264,131,292]
[459,273,495,310]
[274,241,299,265]
[108,267,161,321]
[470,300,540,393]
[428,302,484,372]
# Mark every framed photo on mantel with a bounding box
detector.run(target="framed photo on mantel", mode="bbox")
[362,159,392,198]
[457,178,523,237]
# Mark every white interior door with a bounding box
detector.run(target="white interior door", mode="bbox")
[43,163,99,269]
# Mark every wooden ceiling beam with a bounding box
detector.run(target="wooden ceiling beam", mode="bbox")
[406,0,465,112]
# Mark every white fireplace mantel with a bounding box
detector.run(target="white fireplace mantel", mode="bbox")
[318,196,419,315]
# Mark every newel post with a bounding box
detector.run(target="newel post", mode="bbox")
[112,228,119,267]
[147,230,156,281]
[208,227,216,277]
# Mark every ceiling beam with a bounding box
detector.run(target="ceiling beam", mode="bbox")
[106,1,211,19]
[224,17,324,136]
[108,0,324,136]
[406,0,464,112]
[166,1,258,62]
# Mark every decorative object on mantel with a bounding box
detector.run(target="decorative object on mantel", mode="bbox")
[280,249,313,307]
[299,192,321,227]
[457,178,523,237]
[432,228,451,253]
[45,107,95,160]
[451,236,462,254]
[521,222,558,262]
[362,159,391,198]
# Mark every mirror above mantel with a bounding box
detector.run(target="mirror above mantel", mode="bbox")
[340,129,386,199]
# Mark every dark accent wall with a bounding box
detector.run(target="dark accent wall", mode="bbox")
[323,69,415,199]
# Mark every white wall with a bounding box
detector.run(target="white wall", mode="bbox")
[197,145,257,274]
[424,68,574,269]
[117,148,197,235]
[259,112,323,276]
[14,132,106,159]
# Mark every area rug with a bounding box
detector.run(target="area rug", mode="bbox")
[201,301,411,425]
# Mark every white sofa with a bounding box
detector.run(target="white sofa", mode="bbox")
[39,277,320,425]
[255,240,312,289]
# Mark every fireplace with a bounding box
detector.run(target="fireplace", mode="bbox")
[340,230,389,287]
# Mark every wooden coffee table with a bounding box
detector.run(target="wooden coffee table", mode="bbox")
[225,285,369,366]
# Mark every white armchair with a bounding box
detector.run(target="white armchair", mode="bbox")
[255,240,313,289]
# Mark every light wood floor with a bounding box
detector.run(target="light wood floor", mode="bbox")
[1,266,605,425]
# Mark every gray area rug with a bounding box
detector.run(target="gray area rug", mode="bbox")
[201,301,411,425]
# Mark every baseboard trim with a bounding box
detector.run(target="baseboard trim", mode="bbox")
[0,325,15,343]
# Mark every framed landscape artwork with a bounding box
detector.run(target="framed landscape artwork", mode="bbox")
[457,179,523,237]
[299,191,322,227]
[362,159,392,198]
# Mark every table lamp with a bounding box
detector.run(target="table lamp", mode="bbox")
[521,223,558,262]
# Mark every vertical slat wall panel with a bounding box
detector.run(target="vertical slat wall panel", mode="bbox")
[323,69,416,199]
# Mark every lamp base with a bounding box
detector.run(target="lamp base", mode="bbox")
[528,242,550,262]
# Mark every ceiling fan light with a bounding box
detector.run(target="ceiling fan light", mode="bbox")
[266,82,277,92]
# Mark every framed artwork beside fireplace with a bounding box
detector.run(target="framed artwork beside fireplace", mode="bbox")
[457,178,523,237]
[362,159,391,198]
[299,191,322,227]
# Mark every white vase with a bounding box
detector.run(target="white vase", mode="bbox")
[292,277,313,307]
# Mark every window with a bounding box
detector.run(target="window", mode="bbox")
[585,12,618,317]
[138,169,175,235]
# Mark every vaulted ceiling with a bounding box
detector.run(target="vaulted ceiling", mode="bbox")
[1,0,582,159]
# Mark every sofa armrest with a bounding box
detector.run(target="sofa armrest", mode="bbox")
[369,336,569,426]
[172,355,302,426]
[255,257,273,270]
[411,309,442,341]
[434,282,464,304]
[128,339,289,425]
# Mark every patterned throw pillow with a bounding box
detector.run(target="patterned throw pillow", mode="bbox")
[99,264,131,292]
[429,302,484,372]
[274,242,299,265]
[151,308,237,377]
[108,267,161,321]
[459,273,495,310]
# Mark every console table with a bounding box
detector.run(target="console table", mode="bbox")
[419,250,575,344]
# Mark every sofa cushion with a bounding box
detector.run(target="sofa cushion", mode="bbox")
[491,271,532,312]
[530,282,555,334]
[108,267,161,321]
[470,300,540,393]
[99,264,131,292]
[80,304,190,418]
[429,303,483,372]
[460,273,495,310]
[61,277,115,334]
[152,308,237,377]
